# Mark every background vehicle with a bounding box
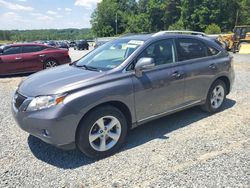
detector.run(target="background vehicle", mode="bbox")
[69,41,76,48]
[44,40,57,47]
[0,43,71,75]
[217,25,250,53]
[56,41,69,49]
[74,40,89,50]
[12,32,234,158]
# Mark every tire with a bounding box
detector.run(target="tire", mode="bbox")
[76,105,128,159]
[44,59,58,69]
[201,80,226,113]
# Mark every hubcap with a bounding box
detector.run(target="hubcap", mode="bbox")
[45,61,57,69]
[210,85,225,109]
[89,116,121,152]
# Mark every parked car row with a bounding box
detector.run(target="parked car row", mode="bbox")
[0,43,71,75]
[36,40,90,50]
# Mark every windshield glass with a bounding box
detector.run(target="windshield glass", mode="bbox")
[75,38,144,71]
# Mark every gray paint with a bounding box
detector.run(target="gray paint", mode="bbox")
[12,34,235,149]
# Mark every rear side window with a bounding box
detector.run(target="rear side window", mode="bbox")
[176,38,207,61]
[3,46,22,55]
[208,46,219,56]
[22,46,44,53]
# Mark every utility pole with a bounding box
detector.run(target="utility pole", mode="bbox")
[115,12,118,35]
[235,10,239,26]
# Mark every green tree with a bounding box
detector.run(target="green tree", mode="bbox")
[126,13,150,33]
[205,23,221,34]
[239,0,250,25]
[181,0,239,32]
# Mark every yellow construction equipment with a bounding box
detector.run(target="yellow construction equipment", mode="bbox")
[239,43,250,54]
[218,25,250,54]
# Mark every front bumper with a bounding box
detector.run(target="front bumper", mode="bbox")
[11,93,76,150]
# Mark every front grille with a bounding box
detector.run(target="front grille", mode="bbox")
[14,92,27,109]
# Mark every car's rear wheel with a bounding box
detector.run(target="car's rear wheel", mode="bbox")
[76,105,127,158]
[201,80,226,113]
[44,60,58,69]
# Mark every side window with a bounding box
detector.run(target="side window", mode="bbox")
[138,39,176,66]
[22,46,42,53]
[3,46,22,55]
[208,46,219,56]
[176,38,207,61]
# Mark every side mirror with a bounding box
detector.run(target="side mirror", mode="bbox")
[0,49,3,55]
[135,57,155,77]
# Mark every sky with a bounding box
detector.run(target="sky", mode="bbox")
[0,0,101,30]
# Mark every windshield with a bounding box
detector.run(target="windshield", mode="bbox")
[75,38,144,71]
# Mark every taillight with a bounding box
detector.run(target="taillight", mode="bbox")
[64,51,69,57]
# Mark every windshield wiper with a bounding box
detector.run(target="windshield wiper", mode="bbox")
[74,64,99,71]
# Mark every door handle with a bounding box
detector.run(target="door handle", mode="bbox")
[172,71,182,79]
[209,64,217,70]
[15,57,22,60]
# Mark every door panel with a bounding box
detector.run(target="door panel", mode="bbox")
[0,54,22,74]
[20,45,45,72]
[18,52,43,72]
[183,58,219,103]
[133,65,185,121]
[132,39,185,121]
[0,46,22,74]
[175,38,221,103]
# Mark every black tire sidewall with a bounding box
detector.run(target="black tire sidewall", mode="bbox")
[76,105,127,158]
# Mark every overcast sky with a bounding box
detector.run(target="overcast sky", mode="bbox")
[0,0,101,30]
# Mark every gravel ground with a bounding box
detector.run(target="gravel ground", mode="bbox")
[0,50,249,188]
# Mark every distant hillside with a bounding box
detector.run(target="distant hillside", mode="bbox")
[0,28,93,42]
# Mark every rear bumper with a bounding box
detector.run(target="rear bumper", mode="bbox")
[229,66,235,94]
[61,56,71,65]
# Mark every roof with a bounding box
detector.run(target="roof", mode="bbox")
[3,43,50,48]
[119,31,207,42]
[120,34,153,41]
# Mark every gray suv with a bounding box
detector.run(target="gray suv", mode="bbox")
[12,32,235,158]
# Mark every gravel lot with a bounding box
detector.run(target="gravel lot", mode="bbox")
[0,49,249,188]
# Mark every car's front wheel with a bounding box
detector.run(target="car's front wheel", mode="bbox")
[76,105,127,158]
[202,79,226,113]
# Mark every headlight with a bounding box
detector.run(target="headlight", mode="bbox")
[26,94,66,112]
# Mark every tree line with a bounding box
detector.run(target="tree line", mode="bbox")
[0,28,92,42]
[91,0,250,37]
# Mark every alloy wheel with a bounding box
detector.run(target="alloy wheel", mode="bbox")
[88,116,121,152]
[45,61,58,69]
[210,85,225,109]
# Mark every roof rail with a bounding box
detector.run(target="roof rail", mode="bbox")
[152,30,207,37]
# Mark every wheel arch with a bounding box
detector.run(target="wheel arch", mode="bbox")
[216,76,230,95]
[75,100,133,140]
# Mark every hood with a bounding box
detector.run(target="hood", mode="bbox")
[18,64,105,97]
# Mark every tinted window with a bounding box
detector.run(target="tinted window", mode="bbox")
[176,38,207,61]
[22,46,43,53]
[138,39,176,66]
[3,46,22,55]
